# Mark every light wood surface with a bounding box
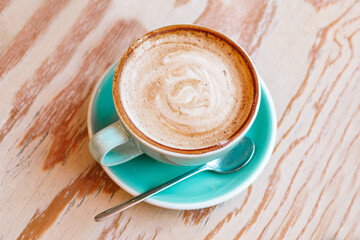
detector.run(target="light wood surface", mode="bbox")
[1,0,359,239]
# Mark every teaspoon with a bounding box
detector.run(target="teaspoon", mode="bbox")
[95,137,255,222]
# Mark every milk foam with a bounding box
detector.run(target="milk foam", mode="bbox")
[119,29,254,149]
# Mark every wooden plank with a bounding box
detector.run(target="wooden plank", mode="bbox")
[0,0,359,239]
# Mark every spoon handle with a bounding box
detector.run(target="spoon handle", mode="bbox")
[94,164,209,222]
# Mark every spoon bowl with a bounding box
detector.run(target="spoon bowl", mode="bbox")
[206,137,255,173]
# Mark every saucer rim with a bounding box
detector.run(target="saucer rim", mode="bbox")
[87,65,277,210]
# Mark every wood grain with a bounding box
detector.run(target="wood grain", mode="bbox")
[0,0,71,79]
[0,0,359,239]
[0,0,11,14]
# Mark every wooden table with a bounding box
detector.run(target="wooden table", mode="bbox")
[1,0,359,239]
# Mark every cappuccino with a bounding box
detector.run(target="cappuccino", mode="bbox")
[115,26,256,150]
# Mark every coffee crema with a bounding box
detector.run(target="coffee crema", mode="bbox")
[116,27,256,150]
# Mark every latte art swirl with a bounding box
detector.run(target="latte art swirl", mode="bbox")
[119,29,255,149]
[152,50,233,135]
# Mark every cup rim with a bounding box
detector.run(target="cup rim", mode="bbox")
[113,24,260,156]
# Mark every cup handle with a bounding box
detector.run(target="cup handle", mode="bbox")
[89,122,143,166]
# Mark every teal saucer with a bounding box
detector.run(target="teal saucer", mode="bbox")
[87,64,277,210]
